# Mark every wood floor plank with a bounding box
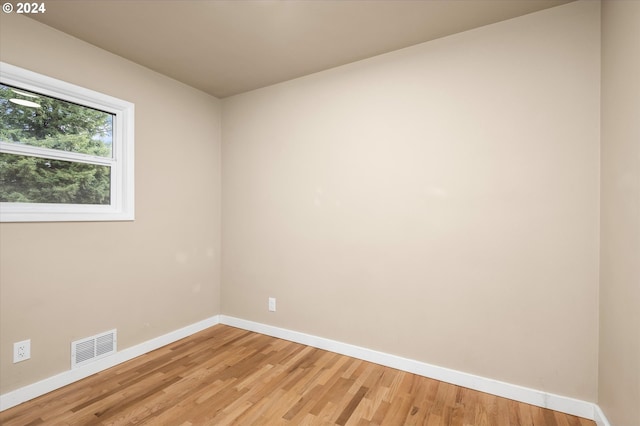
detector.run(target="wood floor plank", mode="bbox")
[0,325,596,426]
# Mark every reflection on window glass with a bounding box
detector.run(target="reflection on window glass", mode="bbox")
[0,83,113,158]
[0,153,111,205]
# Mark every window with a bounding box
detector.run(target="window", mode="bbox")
[0,62,134,222]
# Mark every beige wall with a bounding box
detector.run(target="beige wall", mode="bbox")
[0,15,221,393]
[222,0,600,401]
[599,1,640,425]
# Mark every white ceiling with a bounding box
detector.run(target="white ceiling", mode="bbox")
[30,0,573,98]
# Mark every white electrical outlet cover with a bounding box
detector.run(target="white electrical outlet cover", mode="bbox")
[13,339,31,363]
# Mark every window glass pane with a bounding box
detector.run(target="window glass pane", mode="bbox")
[0,83,113,158]
[0,153,111,205]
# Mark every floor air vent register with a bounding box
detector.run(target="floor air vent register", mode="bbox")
[71,329,117,369]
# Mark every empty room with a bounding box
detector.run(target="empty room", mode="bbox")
[0,0,638,425]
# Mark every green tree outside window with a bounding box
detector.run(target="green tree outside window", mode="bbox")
[0,83,113,205]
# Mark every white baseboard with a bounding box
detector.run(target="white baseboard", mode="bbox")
[220,315,600,422]
[0,315,220,412]
[1,313,612,425]
[594,404,613,426]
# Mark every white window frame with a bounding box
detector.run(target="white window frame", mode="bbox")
[0,62,134,222]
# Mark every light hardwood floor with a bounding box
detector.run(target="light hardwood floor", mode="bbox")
[0,325,595,425]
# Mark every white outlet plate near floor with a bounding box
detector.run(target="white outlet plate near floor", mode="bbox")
[13,339,31,363]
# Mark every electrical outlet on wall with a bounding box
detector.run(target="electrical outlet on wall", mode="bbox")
[268,297,276,312]
[13,339,31,363]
